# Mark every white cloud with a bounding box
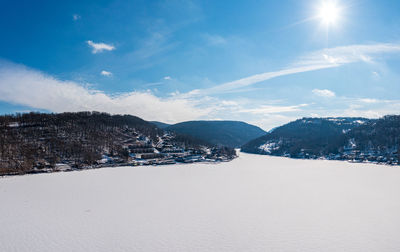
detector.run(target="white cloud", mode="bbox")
[195,64,334,96]
[1,41,400,131]
[336,102,400,119]
[297,96,400,120]
[0,61,326,131]
[359,98,379,104]
[0,62,207,123]
[186,43,400,96]
[100,70,112,77]
[312,89,335,97]
[239,104,308,114]
[163,76,172,80]
[87,40,115,54]
[73,14,81,21]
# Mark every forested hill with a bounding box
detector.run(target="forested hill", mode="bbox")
[241,117,368,155]
[346,115,400,153]
[165,120,266,148]
[150,121,171,129]
[241,116,400,165]
[0,112,236,175]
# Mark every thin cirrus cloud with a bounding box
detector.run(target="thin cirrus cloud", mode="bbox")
[238,104,309,115]
[87,40,115,54]
[312,89,336,97]
[184,43,400,96]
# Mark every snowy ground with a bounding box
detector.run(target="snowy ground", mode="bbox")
[1,153,400,252]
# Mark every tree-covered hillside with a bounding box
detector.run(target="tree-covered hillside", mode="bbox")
[241,116,399,165]
[0,112,236,175]
[150,121,171,129]
[242,118,367,155]
[166,120,266,148]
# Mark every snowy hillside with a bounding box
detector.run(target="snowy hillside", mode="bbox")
[1,153,400,252]
[242,116,400,164]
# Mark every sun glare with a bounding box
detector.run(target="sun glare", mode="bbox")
[318,2,340,26]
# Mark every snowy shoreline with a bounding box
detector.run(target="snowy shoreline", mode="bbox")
[2,152,399,179]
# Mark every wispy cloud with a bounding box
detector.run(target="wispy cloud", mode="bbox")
[0,61,314,130]
[321,99,400,119]
[312,89,335,97]
[100,70,112,77]
[359,98,379,104]
[187,43,400,96]
[1,42,400,130]
[163,76,172,80]
[199,64,335,95]
[0,62,206,123]
[87,40,115,54]
[238,104,308,114]
[295,43,400,66]
[298,96,400,120]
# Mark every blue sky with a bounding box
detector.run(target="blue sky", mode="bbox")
[0,0,400,130]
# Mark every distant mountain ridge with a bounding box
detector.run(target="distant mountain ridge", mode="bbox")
[150,121,170,129]
[241,116,400,165]
[162,120,266,148]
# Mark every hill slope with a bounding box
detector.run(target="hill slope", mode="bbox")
[0,112,236,175]
[241,116,400,164]
[242,117,367,156]
[150,121,171,129]
[166,121,266,148]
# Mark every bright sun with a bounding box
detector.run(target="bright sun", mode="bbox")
[318,2,340,25]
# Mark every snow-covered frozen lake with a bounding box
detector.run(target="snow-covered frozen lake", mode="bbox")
[1,153,400,252]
